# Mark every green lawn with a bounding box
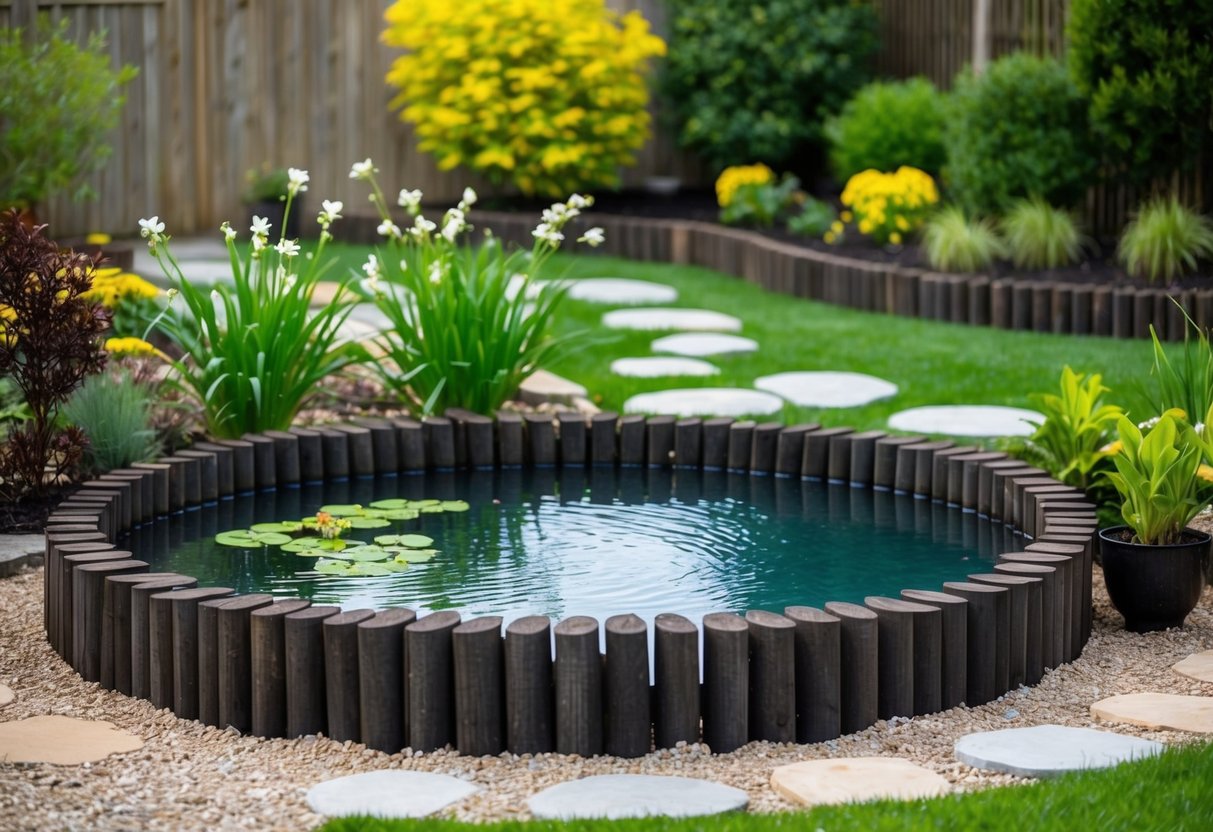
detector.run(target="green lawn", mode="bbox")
[319,740,1213,832]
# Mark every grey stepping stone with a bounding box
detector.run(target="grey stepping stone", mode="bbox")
[623,388,784,418]
[611,357,720,378]
[603,308,742,332]
[955,724,1164,778]
[567,278,678,305]
[771,758,951,806]
[0,715,143,764]
[755,371,898,408]
[528,774,747,820]
[1092,693,1213,733]
[0,534,42,576]
[306,771,479,819]
[887,405,1040,437]
[651,333,759,357]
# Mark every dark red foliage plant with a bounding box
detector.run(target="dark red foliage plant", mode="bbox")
[0,210,110,502]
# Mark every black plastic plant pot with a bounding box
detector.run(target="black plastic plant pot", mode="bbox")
[1099,525,1210,633]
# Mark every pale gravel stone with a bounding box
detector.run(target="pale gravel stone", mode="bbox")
[0,566,1210,830]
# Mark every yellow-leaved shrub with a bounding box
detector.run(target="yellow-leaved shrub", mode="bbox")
[383,0,665,197]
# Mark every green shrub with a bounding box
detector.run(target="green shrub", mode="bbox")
[719,178,801,228]
[944,53,1094,215]
[824,77,947,181]
[1001,197,1085,270]
[1068,0,1213,186]
[663,0,878,172]
[1020,367,1123,494]
[1118,197,1213,283]
[922,206,1004,273]
[63,370,160,473]
[787,196,838,238]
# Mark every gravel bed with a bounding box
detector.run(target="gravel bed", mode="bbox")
[1,562,1210,831]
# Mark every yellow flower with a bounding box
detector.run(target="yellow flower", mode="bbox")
[715,164,775,207]
[104,337,159,357]
[840,210,853,223]
[823,231,837,244]
[1199,464,1213,484]
[85,232,112,245]
[1100,440,1123,455]
[889,232,902,245]
[830,221,844,234]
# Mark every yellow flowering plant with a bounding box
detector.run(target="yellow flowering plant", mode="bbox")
[715,165,800,228]
[84,267,162,339]
[383,0,665,196]
[715,165,774,208]
[840,166,939,246]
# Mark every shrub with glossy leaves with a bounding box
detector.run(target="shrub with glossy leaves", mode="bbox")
[1118,197,1213,284]
[824,77,947,181]
[383,0,665,197]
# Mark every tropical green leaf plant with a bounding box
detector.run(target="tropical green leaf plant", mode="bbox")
[1021,367,1123,493]
[141,169,369,438]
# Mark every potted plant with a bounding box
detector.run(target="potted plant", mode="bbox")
[242,166,301,240]
[1100,410,1211,632]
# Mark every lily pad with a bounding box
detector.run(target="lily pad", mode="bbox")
[282,538,325,553]
[408,499,441,509]
[347,516,391,530]
[314,559,354,576]
[439,500,470,512]
[251,521,304,534]
[390,549,438,563]
[381,560,410,573]
[419,505,445,514]
[342,547,392,563]
[318,504,364,517]
[375,533,434,548]
[369,499,409,510]
[347,562,394,577]
[215,529,292,548]
[381,509,420,521]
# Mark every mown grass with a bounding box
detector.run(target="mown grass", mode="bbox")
[319,740,1213,832]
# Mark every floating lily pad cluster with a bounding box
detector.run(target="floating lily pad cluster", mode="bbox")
[214,498,470,578]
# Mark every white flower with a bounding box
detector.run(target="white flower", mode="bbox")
[220,221,237,242]
[532,222,564,246]
[460,187,478,208]
[409,215,437,239]
[252,235,267,255]
[1137,416,1161,431]
[577,227,605,247]
[397,189,423,212]
[428,261,443,285]
[362,253,381,279]
[349,158,377,180]
[542,204,569,225]
[275,239,301,258]
[567,193,592,210]
[250,215,272,238]
[287,167,310,196]
[138,216,166,247]
[318,199,343,227]
[440,208,466,243]
[378,219,402,239]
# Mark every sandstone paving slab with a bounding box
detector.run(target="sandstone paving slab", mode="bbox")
[307,770,479,819]
[651,333,759,357]
[755,371,898,408]
[567,278,678,305]
[771,757,951,806]
[0,684,13,708]
[528,774,748,820]
[603,308,743,333]
[611,357,720,378]
[954,724,1164,778]
[887,405,1040,438]
[1091,693,1213,733]
[1173,651,1213,683]
[0,715,143,764]
[623,388,784,418]
[519,370,589,405]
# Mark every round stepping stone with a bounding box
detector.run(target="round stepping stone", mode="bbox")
[0,684,13,708]
[771,758,951,806]
[602,308,742,333]
[567,278,678,305]
[887,405,1040,437]
[527,775,748,820]
[0,715,143,764]
[611,357,720,378]
[519,369,588,405]
[1174,651,1213,683]
[306,771,480,819]
[651,333,759,357]
[623,388,784,418]
[755,371,898,408]
[955,725,1163,778]
[1092,693,1213,733]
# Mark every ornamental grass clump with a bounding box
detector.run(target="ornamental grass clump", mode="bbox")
[922,206,1004,273]
[840,167,938,246]
[1001,197,1085,270]
[1118,197,1213,283]
[141,169,368,438]
[382,0,665,196]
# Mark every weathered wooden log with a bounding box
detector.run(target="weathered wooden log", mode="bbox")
[1024,542,1084,661]
[504,615,554,754]
[149,587,233,713]
[358,608,416,753]
[60,550,130,663]
[250,599,312,738]
[873,435,925,490]
[653,613,699,749]
[803,427,853,480]
[236,435,276,490]
[102,572,185,692]
[674,418,703,468]
[216,594,275,732]
[73,559,148,681]
[333,425,375,476]
[190,443,235,496]
[745,610,796,743]
[129,575,197,700]
[784,606,840,742]
[554,615,603,757]
[864,597,933,719]
[941,582,1007,705]
[524,413,557,466]
[846,430,887,486]
[775,424,819,477]
[452,615,505,757]
[392,418,427,471]
[604,614,650,758]
[646,416,676,467]
[315,428,350,478]
[46,535,109,654]
[749,423,782,474]
[700,417,733,469]
[407,610,461,752]
[284,605,340,737]
[590,413,619,465]
[353,418,399,473]
[557,412,587,467]
[702,612,748,752]
[971,573,1043,686]
[727,421,755,471]
[323,608,377,743]
[823,602,879,734]
[287,427,325,482]
[900,589,967,711]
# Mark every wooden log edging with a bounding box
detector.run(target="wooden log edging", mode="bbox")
[46,415,1097,757]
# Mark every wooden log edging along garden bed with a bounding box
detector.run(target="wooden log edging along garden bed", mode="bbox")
[44,413,1097,756]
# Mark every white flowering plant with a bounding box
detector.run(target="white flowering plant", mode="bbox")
[351,159,603,415]
[139,171,368,437]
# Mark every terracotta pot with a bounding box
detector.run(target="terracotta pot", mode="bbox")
[1098,525,1209,633]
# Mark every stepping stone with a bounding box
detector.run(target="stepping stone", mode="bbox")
[505,274,558,301]
[603,308,742,333]
[954,725,1163,778]
[0,715,143,764]
[771,758,950,806]
[755,371,898,408]
[1174,651,1213,683]
[307,770,479,819]
[528,774,747,820]
[0,534,44,576]
[0,684,13,708]
[887,405,1040,438]
[567,278,678,305]
[1092,693,1213,733]
[610,357,720,378]
[623,388,784,418]
[519,370,588,406]
[651,333,759,357]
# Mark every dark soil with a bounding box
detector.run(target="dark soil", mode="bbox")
[1103,526,1211,546]
[0,489,69,534]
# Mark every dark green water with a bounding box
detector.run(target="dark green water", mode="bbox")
[121,468,1023,625]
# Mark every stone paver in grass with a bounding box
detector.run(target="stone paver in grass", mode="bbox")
[611,357,720,378]
[602,308,743,333]
[567,278,678,305]
[306,771,479,819]
[519,370,589,406]
[887,405,1040,437]
[0,684,13,708]
[771,758,951,806]
[1174,651,1213,683]
[623,388,784,418]
[0,715,143,764]
[755,371,898,408]
[954,725,1164,778]
[1092,693,1213,733]
[527,774,748,820]
[651,333,759,357]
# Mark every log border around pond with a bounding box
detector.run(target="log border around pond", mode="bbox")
[44,412,1097,757]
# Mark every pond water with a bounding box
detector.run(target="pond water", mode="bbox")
[121,467,1024,626]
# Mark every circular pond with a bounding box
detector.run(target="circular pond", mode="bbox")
[120,467,1024,625]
